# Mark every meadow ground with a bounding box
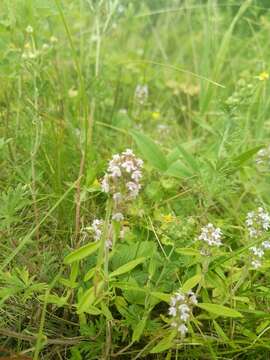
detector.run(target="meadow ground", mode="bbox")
[1,0,270,359]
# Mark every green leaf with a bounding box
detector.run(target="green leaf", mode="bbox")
[165,160,193,178]
[150,331,176,353]
[42,294,68,307]
[110,257,146,278]
[112,281,147,293]
[84,267,96,282]
[197,303,243,318]
[77,287,96,314]
[77,281,104,314]
[85,305,102,315]
[182,274,201,292]
[101,302,113,320]
[70,262,79,285]
[213,320,230,342]
[64,241,100,264]
[177,145,199,172]
[231,146,262,168]
[132,316,147,342]
[151,292,171,303]
[131,130,167,171]
[175,248,200,256]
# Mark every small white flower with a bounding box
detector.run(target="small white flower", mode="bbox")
[180,311,190,322]
[92,219,103,241]
[178,324,188,336]
[198,223,222,247]
[134,84,148,105]
[123,149,134,156]
[112,212,124,222]
[118,4,125,13]
[250,246,264,258]
[121,160,135,173]
[113,192,122,203]
[188,291,198,305]
[175,293,185,302]
[42,43,50,51]
[262,241,270,249]
[136,158,144,167]
[178,304,190,313]
[256,146,270,166]
[251,259,262,269]
[105,238,113,249]
[112,154,121,161]
[246,207,270,238]
[131,170,142,182]
[168,306,177,317]
[26,25,33,33]
[126,181,141,198]
[101,175,110,193]
[109,165,122,178]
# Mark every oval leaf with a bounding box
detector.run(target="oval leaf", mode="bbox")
[132,316,147,342]
[77,287,95,314]
[64,241,100,265]
[131,130,167,171]
[175,248,200,256]
[151,291,171,303]
[197,303,243,318]
[165,160,193,178]
[110,257,146,278]
[150,331,176,353]
[182,274,201,292]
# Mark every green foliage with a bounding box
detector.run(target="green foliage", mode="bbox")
[1,0,270,359]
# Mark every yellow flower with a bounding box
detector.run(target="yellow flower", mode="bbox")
[50,36,58,44]
[258,71,269,81]
[93,179,100,187]
[68,88,78,98]
[162,214,174,223]
[151,111,161,120]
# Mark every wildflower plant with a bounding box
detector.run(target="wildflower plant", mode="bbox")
[245,207,270,268]
[256,146,270,168]
[6,3,270,359]
[101,148,143,221]
[92,219,103,241]
[168,291,197,337]
[245,207,270,238]
[134,84,149,105]
[258,71,269,81]
[249,241,270,269]
[197,223,223,256]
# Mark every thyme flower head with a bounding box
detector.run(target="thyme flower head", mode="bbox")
[250,246,264,258]
[26,25,34,34]
[249,240,270,269]
[168,290,197,337]
[256,146,270,166]
[112,212,124,222]
[22,42,39,60]
[101,149,143,203]
[198,223,222,247]
[92,219,103,241]
[251,259,261,269]
[134,84,148,105]
[246,207,270,238]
